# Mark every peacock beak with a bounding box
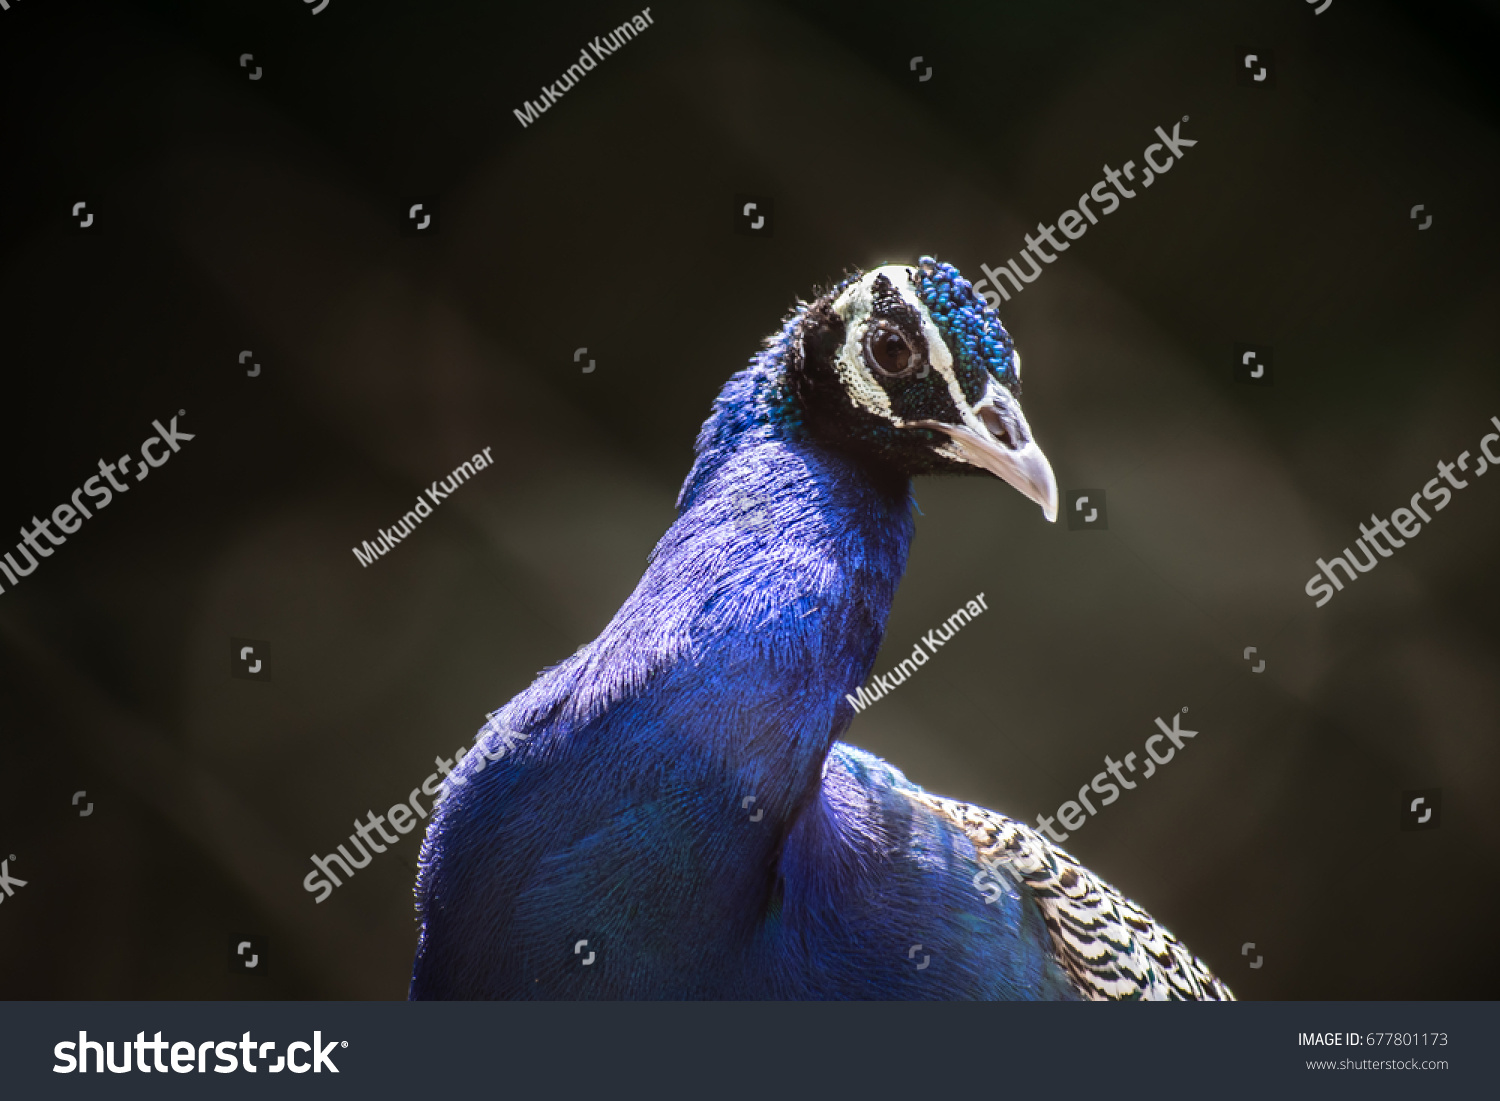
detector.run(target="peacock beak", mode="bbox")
[1030,447,1062,522]
[938,424,1059,522]
[913,381,1059,522]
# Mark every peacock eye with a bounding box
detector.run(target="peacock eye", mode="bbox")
[864,323,920,379]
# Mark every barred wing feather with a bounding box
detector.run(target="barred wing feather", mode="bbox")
[915,792,1234,1001]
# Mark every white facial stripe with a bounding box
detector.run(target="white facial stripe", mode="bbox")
[831,273,892,419]
[917,309,969,423]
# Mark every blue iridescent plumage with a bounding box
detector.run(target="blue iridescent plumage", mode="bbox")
[913,259,1017,393]
[411,258,1231,1001]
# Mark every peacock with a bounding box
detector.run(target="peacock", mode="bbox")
[410,257,1233,1001]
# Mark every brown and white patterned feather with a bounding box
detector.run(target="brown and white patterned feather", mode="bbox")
[914,792,1234,1001]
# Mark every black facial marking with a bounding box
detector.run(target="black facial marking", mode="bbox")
[801,299,845,367]
[868,276,925,355]
[954,357,990,406]
[862,276,961,426]
[786,279,981,480]
[788,297,847,422]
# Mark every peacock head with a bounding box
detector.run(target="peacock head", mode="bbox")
[786,256,1058,521]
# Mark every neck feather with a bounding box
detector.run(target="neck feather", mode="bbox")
[507,355,914,812]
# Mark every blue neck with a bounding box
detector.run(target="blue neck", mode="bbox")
[513,324,917,791]
[421,352,918,996]
[556,354,914,799]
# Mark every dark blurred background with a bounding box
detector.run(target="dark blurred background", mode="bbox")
[1,0,1497,999]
